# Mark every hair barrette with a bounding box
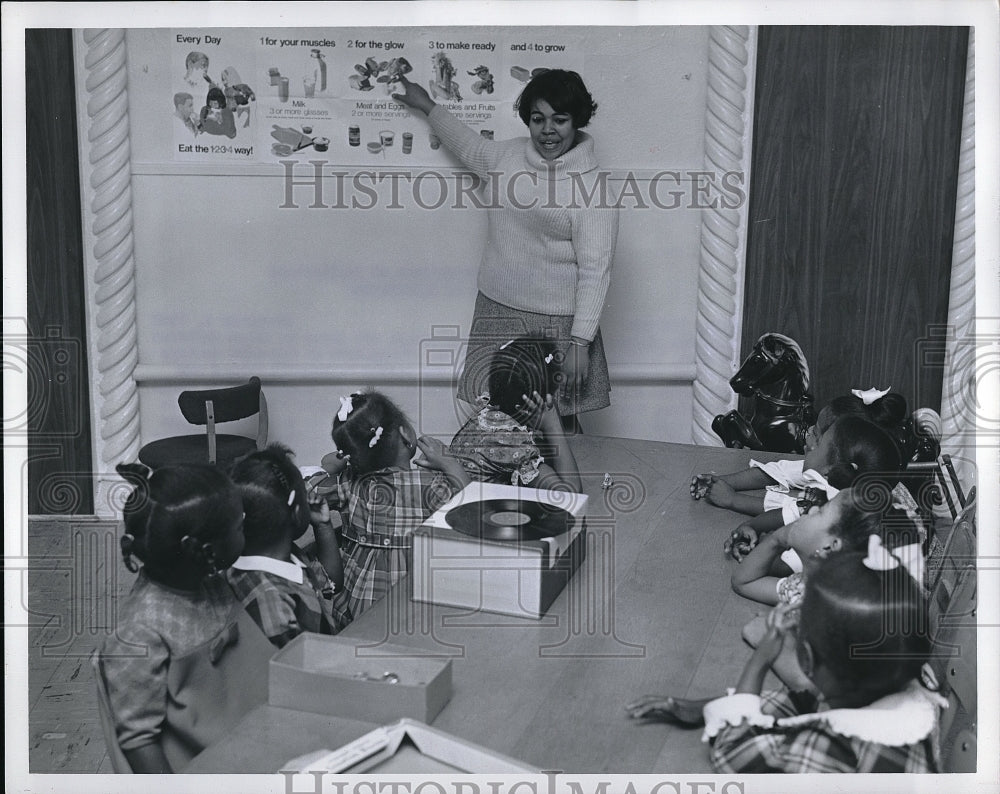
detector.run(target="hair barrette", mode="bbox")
[499,339,514,350]
[287,491,296,507]
[851,386,891,405]
[544,353,554,364]
[862,534,923,583]
[337,395,354,422]
[369,426,384,448]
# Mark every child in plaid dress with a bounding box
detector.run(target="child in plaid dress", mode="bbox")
[228,444,352,647]
[330,390,471,617]
[703,547,943,773]
[98,463,272,773]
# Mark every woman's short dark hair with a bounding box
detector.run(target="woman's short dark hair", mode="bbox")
[515,69,598,129]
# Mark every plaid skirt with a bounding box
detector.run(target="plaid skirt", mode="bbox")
[340,541,410,619]
[457,292,611,415]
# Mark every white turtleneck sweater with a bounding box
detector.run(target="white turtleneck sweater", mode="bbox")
[428,105,619,342]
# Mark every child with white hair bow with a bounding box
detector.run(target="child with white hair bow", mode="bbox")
[317,390,470,617]
[698,538,944,773]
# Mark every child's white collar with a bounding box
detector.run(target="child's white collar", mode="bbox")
[704,680,946,746]
[231,554,306,584]
[779,680,947,745]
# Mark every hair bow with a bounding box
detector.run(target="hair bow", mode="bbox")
[337,395,354,422]
[851,386,891,405]
[369,426,383,448]
[862,534,924,584]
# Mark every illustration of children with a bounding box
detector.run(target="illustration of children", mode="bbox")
[172,92,200,139]
[183,51,214,88]
[220,66,256,128]
[199,86,237,139]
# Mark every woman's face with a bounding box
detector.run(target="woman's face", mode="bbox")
[528,99,577,160]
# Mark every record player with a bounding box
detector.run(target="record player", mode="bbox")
[411,482,588,619]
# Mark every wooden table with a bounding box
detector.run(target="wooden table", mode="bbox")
[188,437,787,774]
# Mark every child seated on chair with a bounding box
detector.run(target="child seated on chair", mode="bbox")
[325,390,471,618]
[626,491,926,728]
[692,415,902,561]
[449,336,582,492]
[702,547,943,773]
[731,481,924,607]
[98,463,273,773]
[228,443,352,647]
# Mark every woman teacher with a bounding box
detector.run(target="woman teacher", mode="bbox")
[393,69,619,430]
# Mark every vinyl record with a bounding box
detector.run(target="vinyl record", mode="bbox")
[446,498,574,542]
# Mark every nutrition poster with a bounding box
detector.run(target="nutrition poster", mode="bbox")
[167,28,583,166]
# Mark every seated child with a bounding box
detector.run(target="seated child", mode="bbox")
[808,387,939,464]
[228,443,352,647]
[703,548,944,773]
[731,481,924,607]
[328,390,471,617]
[626,492,925,726]
[449,336,582,492]
[691,415,902,560]
[98,463,273,773]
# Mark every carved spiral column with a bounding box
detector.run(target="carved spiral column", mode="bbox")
[691,26,758,445]
[75,29,140,516]
[940,30,977,491]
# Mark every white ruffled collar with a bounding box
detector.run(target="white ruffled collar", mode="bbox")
[778,680,946,745]
[703,680,946,746]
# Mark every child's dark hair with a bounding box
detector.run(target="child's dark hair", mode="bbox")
[825,482,923,556]
[515,69,597,129]
[115,462,242,578]
[488,337,559,421]
[230,443,310,554]
[822,392,909,432]
[205,86,226,108]
[800,551,930,706]
[332,390,410,477]
[823,416,903,490]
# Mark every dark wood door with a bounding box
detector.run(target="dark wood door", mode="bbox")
[742,26,968,414]
[26,28,93,514]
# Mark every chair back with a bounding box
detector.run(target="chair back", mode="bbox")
[139,377,268,468]
[177,377,263,426]
[91,651,133,773]
[922,487,977,773]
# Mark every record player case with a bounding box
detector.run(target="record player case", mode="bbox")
[411,482,589,619]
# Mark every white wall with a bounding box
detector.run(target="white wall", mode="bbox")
[125,26,712,466]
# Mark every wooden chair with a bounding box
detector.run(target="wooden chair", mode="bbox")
[930,563,977,772]
[922,487,977,772]
[905,453,968,522]
[138,377,268,470]
[91,651,133,773]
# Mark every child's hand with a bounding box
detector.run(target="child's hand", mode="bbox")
[724,523,759,561]
[690,473,714,500]
[413,435,459,472]
[703,477,736,508]
[522,391,558,433]
[307,487,332,527]
[320,450,350,476]
[754,603,799,665]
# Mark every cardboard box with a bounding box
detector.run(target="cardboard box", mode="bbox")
[282,718,539,773]
[411,482,589,619]
[268,634,451,724]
